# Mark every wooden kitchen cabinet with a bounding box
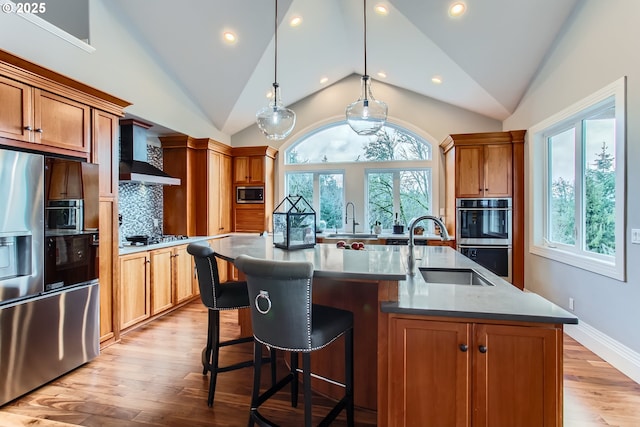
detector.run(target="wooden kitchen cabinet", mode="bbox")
[46,158,83,200]
[233,155,264,184]
[456,144,512,198]
[388,314,561,427]
[34,89,91,153]
[119,252,151,330]
[231,146,277,232]
[0,75,32,142]
[160,135,233,237]
[150,247,173,315]
[173,244,195,304]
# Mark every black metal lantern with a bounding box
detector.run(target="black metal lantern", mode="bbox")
[273,195,316,250]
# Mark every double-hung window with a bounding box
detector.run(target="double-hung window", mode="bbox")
[529,77,626,280]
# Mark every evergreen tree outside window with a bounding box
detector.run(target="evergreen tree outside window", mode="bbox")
[530,77,625,280]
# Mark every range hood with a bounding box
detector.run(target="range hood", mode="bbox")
[119,119,181,186]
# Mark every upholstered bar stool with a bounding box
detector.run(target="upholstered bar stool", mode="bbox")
[235,255,354,427]
[187,243,275,407]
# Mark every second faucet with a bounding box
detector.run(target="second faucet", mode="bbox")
[345,202,359,234]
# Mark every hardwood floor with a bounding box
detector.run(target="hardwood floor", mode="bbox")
[2,300,640,426]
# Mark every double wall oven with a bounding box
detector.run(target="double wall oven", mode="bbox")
[456,198,512,281]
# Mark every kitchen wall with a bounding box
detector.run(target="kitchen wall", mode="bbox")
[118,144,164,239]
[503,0,640,380]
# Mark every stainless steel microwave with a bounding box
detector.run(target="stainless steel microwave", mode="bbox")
[236,186,264,204]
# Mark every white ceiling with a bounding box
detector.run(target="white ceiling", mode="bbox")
[105,0,579,136]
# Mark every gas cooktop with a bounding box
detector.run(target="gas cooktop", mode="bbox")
[125,234,189,246]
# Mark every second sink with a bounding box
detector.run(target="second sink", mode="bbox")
[419,267,493,286]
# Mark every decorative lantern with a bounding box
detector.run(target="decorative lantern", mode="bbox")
[273,195,316,250]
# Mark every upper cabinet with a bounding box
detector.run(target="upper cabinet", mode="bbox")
[233,155,265,184]
[34,89,91,152]
[0,75,32,142]
[455,144,513,198]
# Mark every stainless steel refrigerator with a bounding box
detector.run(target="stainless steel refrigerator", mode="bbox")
[0,148,99,406]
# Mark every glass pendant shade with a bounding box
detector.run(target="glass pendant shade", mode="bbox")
[346,75,388,135]
[256,83,296,140]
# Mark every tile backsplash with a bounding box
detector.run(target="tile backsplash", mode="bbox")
[118,144,164,239]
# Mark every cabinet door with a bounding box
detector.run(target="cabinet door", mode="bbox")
[34,89,91,152]
[120,253,150,329]
[150,248,173,315]
[388,318,470,427]
[483,144,512,197]
[47,159,84,200]
[208,150,222,234]
[98,200,115,342]
[92,110,118,197]
[456,146,484,198]
[0,76,32,142]
[473,324,560,427]
[219,154,233,232]
[234,207,266,232]
[174,245,195,303]
[234,155,264,184]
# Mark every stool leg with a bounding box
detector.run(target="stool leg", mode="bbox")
[270,347,277,387]
[345,328,355,427]
[290,352,298,408]
[207,310,221,407]
[202,309,215,375]
[249,340,263,427]
[303,352,312,427]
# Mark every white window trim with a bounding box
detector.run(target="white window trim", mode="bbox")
[528,77,626,281]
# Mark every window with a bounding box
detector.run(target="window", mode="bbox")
[282,122,436,233]
[529,77,626,280]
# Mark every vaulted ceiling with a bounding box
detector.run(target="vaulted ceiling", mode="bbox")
[106,0,579,136]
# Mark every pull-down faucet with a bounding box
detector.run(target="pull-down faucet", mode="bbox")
[407,215,450,275]
[345,202,359,234]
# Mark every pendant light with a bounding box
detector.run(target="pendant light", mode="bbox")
[256,0,296,140]
[345,0,388,135]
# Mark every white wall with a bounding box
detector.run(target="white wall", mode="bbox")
[0,0,227,143]
[504,0,640,359]
[232,74,502,149]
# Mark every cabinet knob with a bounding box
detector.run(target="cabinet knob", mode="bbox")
[35,128,44,133]
[145,259,150,264]
[479,345,488,353]
[24,126,33,131]
[459,344,468,352]
[485,188,489,191]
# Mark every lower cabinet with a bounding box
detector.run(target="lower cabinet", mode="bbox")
[119,244,197,331]
[388,315,561,427]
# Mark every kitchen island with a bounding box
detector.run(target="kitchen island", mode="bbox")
[207,234,577,427]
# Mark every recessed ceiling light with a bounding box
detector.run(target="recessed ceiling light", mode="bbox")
[223,31,237,44]
[319,76,329,84]
[377,71,387,79]
[374,4,388,15]
[449,2,466,17]
[290,16,303,27]
[431,75,443,84]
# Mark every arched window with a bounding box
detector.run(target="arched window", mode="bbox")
[281,122,438,233]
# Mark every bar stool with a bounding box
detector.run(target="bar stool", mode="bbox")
[235,254,354,427]
[187,243,276,407]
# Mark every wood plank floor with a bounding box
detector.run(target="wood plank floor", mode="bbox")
[2,300,640,426]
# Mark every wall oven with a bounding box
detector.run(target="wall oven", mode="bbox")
[457,198,512,281]
[44,232,99,292]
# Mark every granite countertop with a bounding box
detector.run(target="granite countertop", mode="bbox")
[118,235,223,255]
[206,235,577,325]
[317,231,444,241]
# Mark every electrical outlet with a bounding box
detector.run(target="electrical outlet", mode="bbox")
[569,297,574,311]
[632,229,640,244]
[153,218,159,227]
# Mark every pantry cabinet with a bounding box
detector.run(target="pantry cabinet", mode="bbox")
[387,314,561,427]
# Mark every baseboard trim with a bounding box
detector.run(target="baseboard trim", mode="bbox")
[565,321,640,384]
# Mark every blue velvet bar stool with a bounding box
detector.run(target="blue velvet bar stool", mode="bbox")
[187,243,276,407]
[235,254,354,427]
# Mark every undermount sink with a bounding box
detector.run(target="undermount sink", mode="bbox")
[419,267,493,286]
[325,233,378,239]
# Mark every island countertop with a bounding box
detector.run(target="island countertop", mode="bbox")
[206,234,577,325]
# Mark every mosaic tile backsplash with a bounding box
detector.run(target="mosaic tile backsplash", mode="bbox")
[118,144,164,239]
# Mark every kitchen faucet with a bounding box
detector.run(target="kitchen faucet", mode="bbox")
[407,215,450,275]
[345,202,359,234]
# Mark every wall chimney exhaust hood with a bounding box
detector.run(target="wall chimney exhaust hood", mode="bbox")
[119,119,180,186]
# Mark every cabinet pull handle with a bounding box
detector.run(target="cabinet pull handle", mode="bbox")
[478,345,488,353]
[145,259,150,264]
[24,126,33,131]
[459,344,468,352]
[35,128,44,133]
